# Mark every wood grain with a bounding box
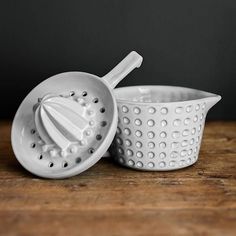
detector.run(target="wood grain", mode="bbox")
[0,121,236,236]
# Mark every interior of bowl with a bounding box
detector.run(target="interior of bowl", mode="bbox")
[114,86,217,103]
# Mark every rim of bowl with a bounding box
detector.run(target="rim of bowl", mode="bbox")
[114,85,221,105]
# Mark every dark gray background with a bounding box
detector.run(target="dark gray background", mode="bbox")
[1,0,236,120]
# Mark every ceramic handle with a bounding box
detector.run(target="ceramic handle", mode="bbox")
[102,51,143,89]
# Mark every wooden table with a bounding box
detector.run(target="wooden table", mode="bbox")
[0,121,235,236]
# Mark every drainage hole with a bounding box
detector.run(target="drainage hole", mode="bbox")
[31,129,36,134]
[88,148,95,154]
[75,157,82,164]
[31,143,36,148]
[96,134,102,141]
[70,91,75,96]
[39,154,43,160]
[93,98,99,103]
[82,91,87,96]
[62,161,68,168]
[100,107,105,113]
[48,162,54,168]
[100,121,107,127]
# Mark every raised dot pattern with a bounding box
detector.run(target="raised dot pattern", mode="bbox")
[113,102,206,170]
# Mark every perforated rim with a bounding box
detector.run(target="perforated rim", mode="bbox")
[11,72,118,179]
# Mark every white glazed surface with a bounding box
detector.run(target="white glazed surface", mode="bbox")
[111,86,221,171]
[11,51,143,178]
[11,73,118,178]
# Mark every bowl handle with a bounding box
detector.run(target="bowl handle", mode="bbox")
[102,51,143,89]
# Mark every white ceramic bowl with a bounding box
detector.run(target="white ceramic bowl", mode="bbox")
[111,85,221,171]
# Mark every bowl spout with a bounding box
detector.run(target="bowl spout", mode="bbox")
[205,94,222,111]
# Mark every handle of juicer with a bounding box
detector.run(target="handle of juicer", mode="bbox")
[102,51,143,89]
